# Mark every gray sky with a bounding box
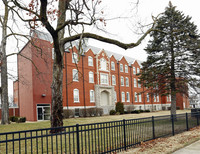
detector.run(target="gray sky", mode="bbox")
[2,0,200,96]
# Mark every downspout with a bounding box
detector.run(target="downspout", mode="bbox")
[82,55,86,109]
[65,51,69,109]
[129,66,133,105]
[117,62,121,102]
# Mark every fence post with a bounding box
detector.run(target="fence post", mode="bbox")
[123,119,127,151]
[186,113,189,131]
[152,116,155,139]
[171,114,175,136]
[76,124,80,154]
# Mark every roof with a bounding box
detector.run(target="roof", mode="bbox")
[32,30,53,42]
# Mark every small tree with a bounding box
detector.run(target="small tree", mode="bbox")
[115,102,124,114]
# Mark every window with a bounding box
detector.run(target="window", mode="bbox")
[138,79,141,88]
[167,94,171,102]
[133,67,136,75]
[157,94,159,102]
[135,92,138,102]
[137,68,140,74]
[88,56,93,66]
[154,94,156,102]
[112,75,116,85]
[73,69,78,81]
[111,61,115,70]
[134,78,137,87]
[72,52,78,63]
[100,58,107,70]
[52,48,54,59]
[122,92,125,102]
[73,89,79,102]
[120,64,123,72]
[90,90,95,102]
[126,92,130,102]
[139,93,142,102]
[121,76,124,86]
[89,71,94,83]
[114,91,117,102]
[147,93,149,102]
[100,73,108,84]
[125,77,129,87]
[125,65,128,73]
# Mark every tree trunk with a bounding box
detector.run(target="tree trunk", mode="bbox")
[1,1,9,125]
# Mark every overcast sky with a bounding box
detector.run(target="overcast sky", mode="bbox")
[2,0,200,96]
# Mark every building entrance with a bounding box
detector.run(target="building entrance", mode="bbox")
[37,104,51,121]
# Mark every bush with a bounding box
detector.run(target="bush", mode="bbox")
[96,108,103,116]
[115,112,120,115]
[162,106,166,110]
[18,117,26,123]
[131,110,140,114]
[63,109,74,119]
[176,106,180,110]
[116,102,124,114]
[79,108,87,117]
[144,110,150,112]
[109,110,116,115]
[9,116,17,122]
[139,110,144,113]
[126,105,135,113]
[124,111,128,114]
[87,108,97,117]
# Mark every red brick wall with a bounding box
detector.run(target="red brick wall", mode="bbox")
[0,108,19,119]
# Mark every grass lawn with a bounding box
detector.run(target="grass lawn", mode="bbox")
[0,110,190,133]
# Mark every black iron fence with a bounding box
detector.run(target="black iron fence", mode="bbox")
[0,112,200,154]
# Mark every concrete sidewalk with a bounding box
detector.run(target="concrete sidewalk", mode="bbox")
[173,140,200,154]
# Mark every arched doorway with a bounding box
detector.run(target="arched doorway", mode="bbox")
[101,91,109,106]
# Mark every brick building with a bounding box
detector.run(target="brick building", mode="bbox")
[14,31,190,121]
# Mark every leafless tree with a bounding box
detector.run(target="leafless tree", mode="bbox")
[4,0,157,131]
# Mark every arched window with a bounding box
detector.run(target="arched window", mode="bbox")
[126,92,130,102]
[121,76,124,86]
[133,67,136,75]
[134,78,137,87]
[147,93,149,102]
[90,90,95,102]
[121,92,125,102]
[126,77,129,87]
[125,65,128,73]
[72,52,78,63]
[120,64,123,72]
[89,71,94,83]
[112,75,116,85]
[135,92,138,102]
[111,61,115,70]
[100,58,107,70]
[73,69,78,81]
[73,89,79,102]
[88,56,93,66]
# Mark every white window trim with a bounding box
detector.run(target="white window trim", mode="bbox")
[126,92,130,102]
[134,78,137,87]
[89,71,94,83]
[138,79,141,88]
[114,91,117,102]
[112,75,116,85]
[147,93,149,102]
[121,76,124,86]
[126,77,129,87]
[135,92,138,102]
[88,56,93,66]
[120,64,123,72]
[100,58,107,71]
[73,69,79,82]
[122,92,125,102]
[133,67,136,75]
[72,52,78,63]
[90,90,95,102]
[137,68,140,74]
[100,73,109,85]
[73,89,80,103]
[111,61,115,70]
[125,65,128,73]
[139,93,142,102]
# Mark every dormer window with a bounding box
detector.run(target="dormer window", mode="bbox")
[100,58,107,70]
[125,65,128,73]
[88,56,93,66]
[72,52,78,63]
[120,64,123,72]
[111,61,115,70]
